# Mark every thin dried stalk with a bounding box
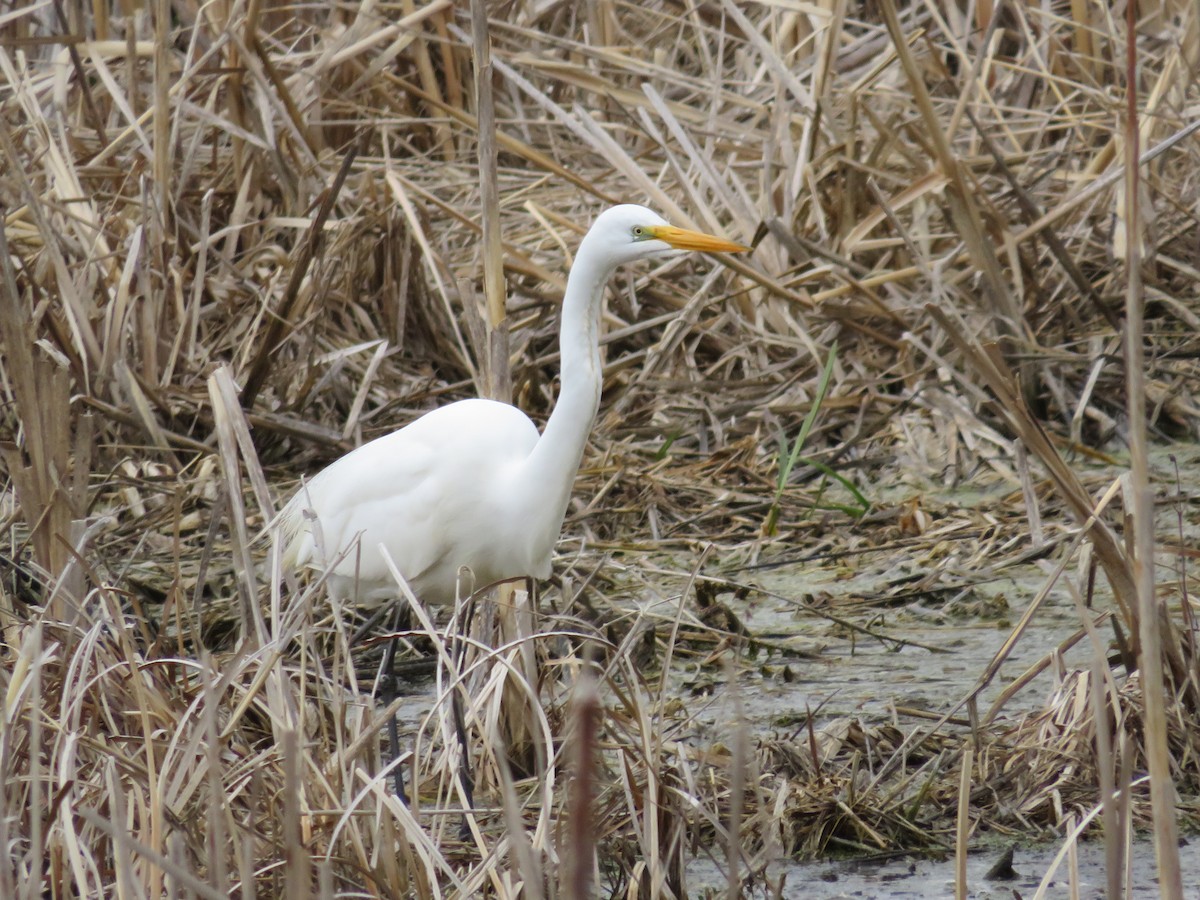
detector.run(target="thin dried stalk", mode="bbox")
[2,2,1199,895]
[954,748,972,900]
[471,0,510,403]
[1122,6,1182,894]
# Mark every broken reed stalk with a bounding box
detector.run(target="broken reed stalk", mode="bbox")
[491,706,544,900]
[565,667,598,900]
[208,365,268,643]
[282,728,313,899]
[877,0,1020,346]
[1121,7,1183,895]
[0,204,79,616]
[1090,649,1124,900]
[922,305,1138,623]
[962,104,1119,331]
[239,145,358,411]
[726,654,747,900]
[470,0,510,403]
[955,748,972,900]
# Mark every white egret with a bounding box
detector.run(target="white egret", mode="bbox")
[279,204,747,604]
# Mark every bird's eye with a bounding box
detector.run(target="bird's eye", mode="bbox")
[632,226,645,238]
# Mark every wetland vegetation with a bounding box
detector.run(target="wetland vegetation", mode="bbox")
[2,1,1200,897]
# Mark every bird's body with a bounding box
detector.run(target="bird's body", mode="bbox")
[279,204,746,605]
[282,398,545,605]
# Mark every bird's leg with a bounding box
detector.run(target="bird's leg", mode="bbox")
[450,679,475,840]
[381,601,408,803]
[451,588,480,840]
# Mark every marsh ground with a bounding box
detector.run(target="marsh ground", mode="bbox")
[3,0,1200,896]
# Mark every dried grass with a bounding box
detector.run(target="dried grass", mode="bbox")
[3,0,1200,896]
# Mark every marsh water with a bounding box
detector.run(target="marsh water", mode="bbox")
[670,444,1200,896]
[389,444,1200,895]
[685,837,1188,898]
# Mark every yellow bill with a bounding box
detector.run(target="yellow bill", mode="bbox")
[649,225,750,254]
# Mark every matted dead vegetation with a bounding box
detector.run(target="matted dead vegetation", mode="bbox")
[3,0,1200,896]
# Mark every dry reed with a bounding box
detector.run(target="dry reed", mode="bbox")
[3,0,1200,896]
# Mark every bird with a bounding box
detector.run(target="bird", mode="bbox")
[279,204,748,607]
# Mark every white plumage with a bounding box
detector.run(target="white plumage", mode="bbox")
[279,204,747,606]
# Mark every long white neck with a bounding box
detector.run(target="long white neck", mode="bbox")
[519,242,614,529]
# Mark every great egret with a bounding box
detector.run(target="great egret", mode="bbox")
[279,204,747,604]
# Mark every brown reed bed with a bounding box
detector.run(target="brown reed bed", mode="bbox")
[3,0,1200,896]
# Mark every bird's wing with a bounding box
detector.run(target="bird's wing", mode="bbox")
[279,427,439,570]
[278,399,541,587]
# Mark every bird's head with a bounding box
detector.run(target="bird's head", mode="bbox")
[581,204,749,267]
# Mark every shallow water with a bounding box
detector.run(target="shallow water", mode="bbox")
[686,837,1194,898]
[669,445,1200,895]
[660,555,1100,747]
[385,444,1200,894]
[678,442,1200,731]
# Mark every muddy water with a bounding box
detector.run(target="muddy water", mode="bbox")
[686,836,1188,898]
[714,563,1096,725]
[672,442,1200,732]
[382,444,1200,894]
[656,547,1103,748]
[671,443,1200,895]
